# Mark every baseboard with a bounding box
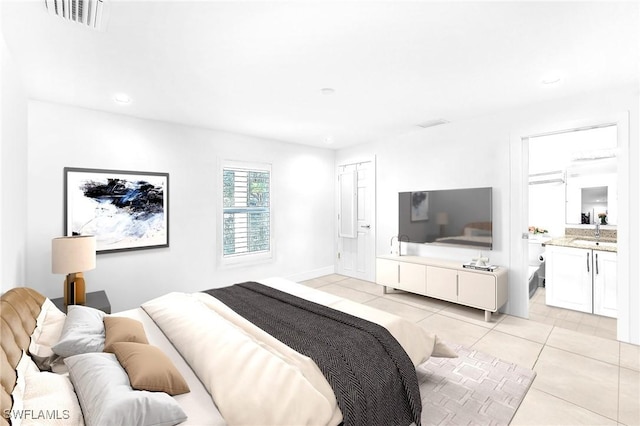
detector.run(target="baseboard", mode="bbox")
[285,266,335,283]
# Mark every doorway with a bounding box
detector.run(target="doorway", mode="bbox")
[336,160,376,282]
[525,124,618,338]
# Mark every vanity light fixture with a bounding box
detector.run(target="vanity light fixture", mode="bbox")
[571,148,617,161]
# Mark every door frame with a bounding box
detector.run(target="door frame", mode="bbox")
[335,156,377,282]
[510,112,630,342]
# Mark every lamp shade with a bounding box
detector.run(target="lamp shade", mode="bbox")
[436,212,449,226]
[52,236,96,274]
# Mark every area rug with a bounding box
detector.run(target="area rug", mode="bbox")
[418,344,536,425]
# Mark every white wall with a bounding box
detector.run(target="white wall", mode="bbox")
[337,85,639,343]
[528,183,565,236]
[0,32,28,293]
[27,101,336,311]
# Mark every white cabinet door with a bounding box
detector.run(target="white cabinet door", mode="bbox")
[376,258,399,287]
[458,271,497,311]
[546,246,593,313]
[376,258,426,294]
[426,266,457,302]
[593,250,617,318]
[397,262,427,294]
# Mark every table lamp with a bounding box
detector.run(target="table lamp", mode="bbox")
[436,212,449,237]
[52,235,96,306]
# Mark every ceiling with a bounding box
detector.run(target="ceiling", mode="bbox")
[1,1,638,149]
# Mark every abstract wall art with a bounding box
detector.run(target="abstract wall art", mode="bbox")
[410,191,429,222]
[64,167,169,253]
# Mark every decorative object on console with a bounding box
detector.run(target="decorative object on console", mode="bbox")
[64,167,169,253]
[52,235,96,306]
[462,262,498,272]
[472,254,489,267]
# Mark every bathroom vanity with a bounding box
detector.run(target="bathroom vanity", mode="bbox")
[544,237,617,318]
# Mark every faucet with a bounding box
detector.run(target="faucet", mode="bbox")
[594,222,600,241]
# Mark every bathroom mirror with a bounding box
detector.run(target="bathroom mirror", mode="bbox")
[580,186,607,224]
[565,160,617,225]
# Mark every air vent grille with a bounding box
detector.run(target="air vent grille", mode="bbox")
[44,0,107,31]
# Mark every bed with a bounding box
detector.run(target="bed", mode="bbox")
[1,277,456,426]
[433,222,493,248]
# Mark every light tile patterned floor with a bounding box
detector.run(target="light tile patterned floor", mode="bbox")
[300,274,640,426]
[529,287,618,340]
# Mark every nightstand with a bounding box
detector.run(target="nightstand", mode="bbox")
[52,290,111,314]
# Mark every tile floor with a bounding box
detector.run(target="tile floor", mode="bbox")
[301,274,640,425]
[529,287,618,341]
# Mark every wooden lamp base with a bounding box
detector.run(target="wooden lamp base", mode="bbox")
[63,272,86,306]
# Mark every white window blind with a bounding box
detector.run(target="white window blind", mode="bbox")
[222,163,271,258]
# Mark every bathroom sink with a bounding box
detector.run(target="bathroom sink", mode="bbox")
[572,239,617,248]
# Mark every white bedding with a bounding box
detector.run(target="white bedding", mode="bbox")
[140,277,455,426]
[111,308,226,425]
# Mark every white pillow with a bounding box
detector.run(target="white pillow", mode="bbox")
[9,351,40,426]
[52,305,106,358]
[65,352,187,426]
[22,368,84,426]
[29,299,66,370]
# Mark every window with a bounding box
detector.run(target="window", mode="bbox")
[222,161,271,260]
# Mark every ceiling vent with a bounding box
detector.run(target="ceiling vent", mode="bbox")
[417,119,450,129]
[44,0,108,31]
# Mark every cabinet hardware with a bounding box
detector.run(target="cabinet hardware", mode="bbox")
[587,252,590,273]
[595,253,599,275]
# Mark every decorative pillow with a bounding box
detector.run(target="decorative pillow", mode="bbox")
[29,299,66,370]
[65,352,187,426]
[22,369,83,426]
[103,317,149,353]
[110,342,190,396]
[52,305,106,358]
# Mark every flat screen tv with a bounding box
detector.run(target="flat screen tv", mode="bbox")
[398,187,492,249]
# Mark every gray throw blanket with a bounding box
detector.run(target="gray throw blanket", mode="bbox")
[205,282,422,426]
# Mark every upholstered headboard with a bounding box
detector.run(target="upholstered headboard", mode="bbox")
[0,288,46,426]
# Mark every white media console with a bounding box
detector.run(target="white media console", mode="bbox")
[376,255,508,322]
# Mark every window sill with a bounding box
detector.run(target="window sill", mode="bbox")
[220,251,273,268]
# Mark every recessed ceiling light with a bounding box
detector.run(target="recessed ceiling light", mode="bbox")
[113,93,131,104]
[324,136,334,145]
[320,88,335,95]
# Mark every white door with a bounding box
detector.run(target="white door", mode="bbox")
[593,250,617,318]
[337,161,375,281]
[546,245,593,313]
